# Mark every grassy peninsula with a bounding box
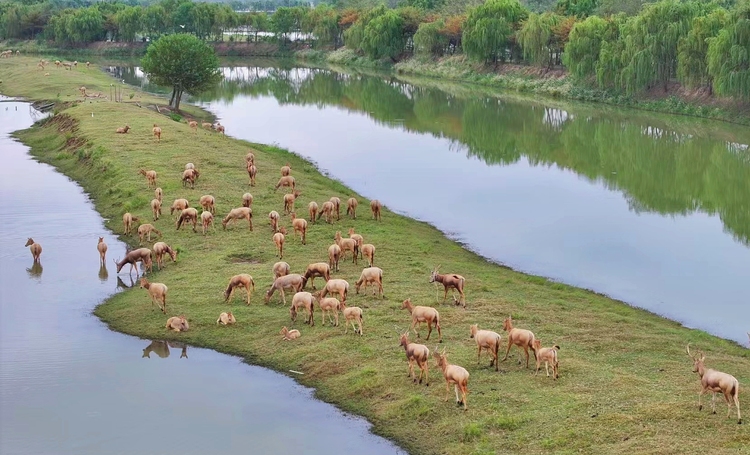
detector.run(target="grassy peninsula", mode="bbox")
[1,57,748,455]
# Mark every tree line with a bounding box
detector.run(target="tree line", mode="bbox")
[0,0,748,99]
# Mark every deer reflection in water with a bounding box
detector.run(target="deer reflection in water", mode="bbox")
[26,261,43,280]
[117,275,134,290]
[98,263,109,282]
[142,340,188,359]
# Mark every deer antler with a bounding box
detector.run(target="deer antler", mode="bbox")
[686,343,694,359]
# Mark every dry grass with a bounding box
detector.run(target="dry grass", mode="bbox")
[2,56,749,455]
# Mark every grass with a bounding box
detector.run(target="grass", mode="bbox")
[2,56,750,455]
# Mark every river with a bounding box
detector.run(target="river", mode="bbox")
[0,98,406,454]
[116,62,750,345]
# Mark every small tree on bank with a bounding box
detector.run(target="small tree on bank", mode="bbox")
[141,33,222,111]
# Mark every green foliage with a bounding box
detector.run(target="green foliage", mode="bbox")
[141,33,222,110]
[708,2,750,99]
[271,6,296,40]
[677,7,728,88]
[47,6,105,45]
[414,19,448,56]
[517,11,560,66]
[143,5,168,39]
[618,0,706,93]
[304,4,341,47]
[362,9,405,60]
[555,0,598,18]
[116,6,143,42]
[463,0,528,63]
[563,14,609,79]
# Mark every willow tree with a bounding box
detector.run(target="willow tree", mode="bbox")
[707,3,750,99]
[303,4,341,48]
[618,0,705,93]
[361,10,405,60]
[141,33,222,111]
[414,19,448,56]
[463,0,528,64]
[563,15,610,79]
[115,6,142,42]
[343,5,387,52]
[677,8,728,90]
[517,12,561,67]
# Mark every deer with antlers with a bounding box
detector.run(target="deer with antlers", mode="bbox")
[429,266,466,308]
[686,344,741,424]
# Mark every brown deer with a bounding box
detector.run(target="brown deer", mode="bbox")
[429,266,466,308]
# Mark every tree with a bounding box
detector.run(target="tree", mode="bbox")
[617,0,705,93]
[414,19,447,56]
[707,3,750,99]
[517,12,561,67]
[462,0,528,64]
[141,33,222,111]
[271,6,296,41]
[555,0,599,18]
[143,5,168,39]
[677,8,728,90]
[361,9,405,60]
[563,14,610,79]
[116,6,142,42]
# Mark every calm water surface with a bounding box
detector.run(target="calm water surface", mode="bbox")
[0,99,405,455]
[119,63,750,345]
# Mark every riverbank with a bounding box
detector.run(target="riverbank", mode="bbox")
[0,40,302,58]
[2,56,748,455]
[296,48,750,127]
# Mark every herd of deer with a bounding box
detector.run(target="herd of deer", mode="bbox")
[23,130,745,422]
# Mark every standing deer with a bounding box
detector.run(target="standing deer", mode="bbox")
[687,344,741,424]
[429,266,466,308]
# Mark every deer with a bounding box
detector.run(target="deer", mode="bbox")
[152,124,162,142]
[329,197,341,221]
[122,213,140,235]
[308,201,318,223]
[290,212,307,245]
[140,277,167,314]
[433,347,469,411]
[334,231,358,264]
[687,344,742,424]
[399,331,430,386]
[317,201,335,224]
[182,168,199,189]
[222,207,253,230]
[355,267,384,298]
[139,169,157,188]
[268,210,280,233]
[283,190,302,215]
[264,273,305,305]
[199,195,215,214]
[175,208,199,232]
[280,162,291,176]
[370,199,382,220]
[429,266,466,308]
[25,238,42,262]
[114,248,152,276]
[137,223,162,244]
[242,192,253,208]
[247,162,257,186]
[97,237,108,265]
[275,176,295,191]
[224,274,255,305]
[501,316,536,369]
[170,198,189,216]
[346,197,358,219]
[302,262,330,290]
[289,292,315,326]
[401,298,442,342]
[150,198,162,221]
[533,340,560,380]
[328,243,341,272]
[348,228,364,259]
[152,242,177,270]
[273,227,287,259]
[470,324,502,371]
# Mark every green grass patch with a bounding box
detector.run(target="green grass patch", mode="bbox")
[2,56,749,455]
